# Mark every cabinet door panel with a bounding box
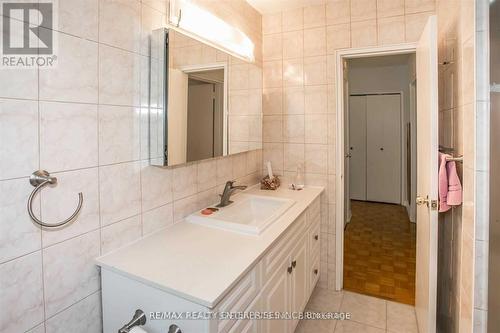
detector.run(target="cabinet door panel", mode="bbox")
[261,265,290,333]
[291,234,309,331]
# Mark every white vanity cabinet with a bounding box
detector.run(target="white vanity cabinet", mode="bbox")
[100,195,322,333]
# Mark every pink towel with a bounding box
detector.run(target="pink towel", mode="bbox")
[438,152,463,212]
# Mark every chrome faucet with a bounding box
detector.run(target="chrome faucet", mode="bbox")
[217,180,247,207]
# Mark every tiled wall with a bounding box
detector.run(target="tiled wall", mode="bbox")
[0,1,262,332]
[261,0,435,291]
[436,0,487,332]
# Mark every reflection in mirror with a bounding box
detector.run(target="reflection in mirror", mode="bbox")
[149,28,262,167]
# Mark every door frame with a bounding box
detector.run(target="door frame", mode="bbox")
[335,43,417,290]
[178,62,229,156]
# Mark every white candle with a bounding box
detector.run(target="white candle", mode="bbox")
[267,161,274,180]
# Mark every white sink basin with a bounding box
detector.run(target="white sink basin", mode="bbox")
[186,194,295,235]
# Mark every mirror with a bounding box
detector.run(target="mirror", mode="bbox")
[149,28,262,166]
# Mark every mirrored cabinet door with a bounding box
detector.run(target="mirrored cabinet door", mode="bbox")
[149,28,262,167]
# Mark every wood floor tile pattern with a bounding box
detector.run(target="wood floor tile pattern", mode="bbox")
[343,200,416,305]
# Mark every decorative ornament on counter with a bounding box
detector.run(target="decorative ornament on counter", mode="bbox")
[261,161,280,190]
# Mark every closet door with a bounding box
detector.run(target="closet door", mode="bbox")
[348,96,367,201]
[366,95,401,204]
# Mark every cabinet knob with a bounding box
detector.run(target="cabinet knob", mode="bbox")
[314,235,319,240]
[380,147,384,151]
[287,266,293,274]
[291,260,297,268]
[168,325,182,333]
[314,269,318,275]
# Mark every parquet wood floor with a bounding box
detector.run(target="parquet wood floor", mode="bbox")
[343,200,416,305]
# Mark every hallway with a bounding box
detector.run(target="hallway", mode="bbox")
[343,201,416,305]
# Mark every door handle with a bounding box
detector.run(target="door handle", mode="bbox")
[416,195,438,210]
[416,195,429,206]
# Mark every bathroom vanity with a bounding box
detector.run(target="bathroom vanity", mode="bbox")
[96,186,323,333]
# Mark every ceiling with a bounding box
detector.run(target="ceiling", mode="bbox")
[246,0,327,14]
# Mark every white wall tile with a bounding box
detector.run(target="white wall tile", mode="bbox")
[326,24,351,53]
[378,16,406,45]
[263,33,283,61]
[98,105,141,165]
[216,157,233,185]
[263,60,283,88]
[263,12,282,35]
[101,215,142,254]
[43,230,100,317]
[99,161,141,225]
[305,85,328,114]
[304,4,326,29]
[142,203,173,235]
[0,26,38,100]
[283,31,304,59]
[405,0,435,14]
[305,114,328,144]
[39,31,98,103]
[305,144,328,174]
[99,0,141,53]
[263,88,283,115]
[283,115,305,143]
[282,8,303,32]
[0,99,38,180]
[350,0,377,22]
[283,59,304,87]
[377,0,405,18]
[326,0,350,25]
[40,102,98,171]
[304,56,327,85]
[54,0,98,40]
[46,292,102,333]
[41,168,100,247]
[284,143,305,172]
[141,162,173,211]
[172,163,198,200]
[263,115,283,143]
[351,20,378,47]
[0,252,44,333]
[99,45,141,107]
[303,27,327,57]
[0,178,41,263]
[173,194,199,222]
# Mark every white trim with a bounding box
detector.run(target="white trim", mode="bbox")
[335,43,417,291]
[178,63,229,156]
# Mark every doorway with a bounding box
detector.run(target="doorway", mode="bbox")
[341,54,417,305]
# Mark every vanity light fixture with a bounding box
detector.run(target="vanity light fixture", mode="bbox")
[169,0,255,62]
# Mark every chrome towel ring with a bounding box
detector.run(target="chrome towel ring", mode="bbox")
[27,170,83,228]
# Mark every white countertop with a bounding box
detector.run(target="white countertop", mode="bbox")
[95,185,324,308]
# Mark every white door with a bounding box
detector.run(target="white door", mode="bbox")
[167,69,188,165]
[366,94,401,204]
[343,61,352,224]
[349,96,367,201]
[187,83,215,162]
[415,16,438,333]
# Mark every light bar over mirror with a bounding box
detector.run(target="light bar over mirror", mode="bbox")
[169,0,255,62]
